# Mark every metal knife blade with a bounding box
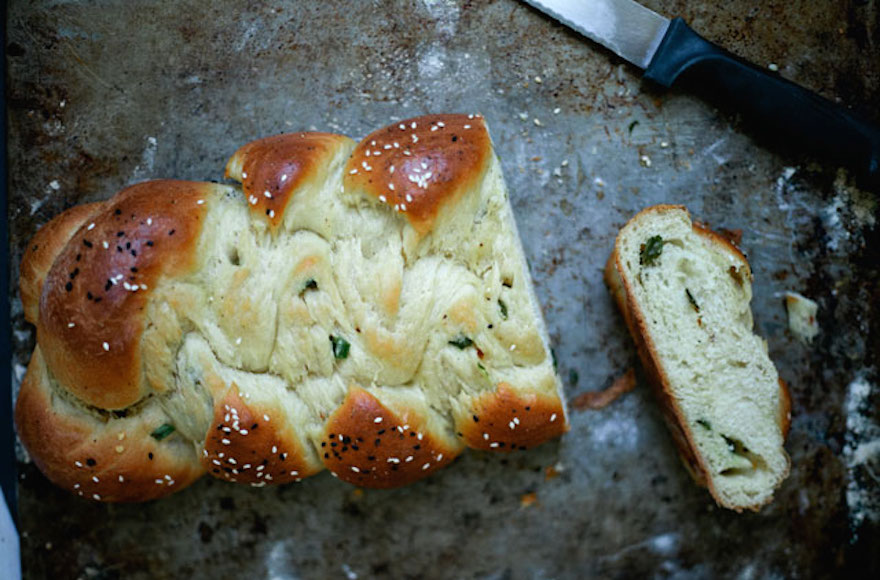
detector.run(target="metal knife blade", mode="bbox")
[521,0,669,69]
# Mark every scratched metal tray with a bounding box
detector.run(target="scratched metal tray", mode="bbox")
[6,1,879,578]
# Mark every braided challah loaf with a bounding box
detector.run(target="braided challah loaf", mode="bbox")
[15,114,567,501]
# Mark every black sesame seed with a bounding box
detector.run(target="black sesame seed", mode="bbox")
[117,246,123,253]
[130,267,138,273]
[374,439,381,446]
[146,240,154,247]
[83,239,93,248]
[168,229,176,236]
[377,429,385,435]
[93,297,102,303]
[525,406,531,411]
[86,458,96,466]
[324,453,329,459]
[148,452,154,460]
[131,250,137,257]
[352,445,359,451]
[473,415,479,422]
[330,442,337,447]
[65,282,73,292]
[114,209,122,215]
[117,231,125,237]
[413,444,421,450]
[105,280,112,291]
[87,292,93,300]
[75,253,81,261]
[125,242,131,249]
[321,442,326,447]
[251,423,258,429]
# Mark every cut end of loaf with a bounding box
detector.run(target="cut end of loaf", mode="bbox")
[608,204,790,511]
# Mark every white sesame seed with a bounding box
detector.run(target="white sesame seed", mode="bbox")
[263,190,272,198]
[263,414,270,422]
[534,118,543,126]
[351,466,360,473]
[197,199,205,205]
[221,438,231,445]
[393,142,399,148]
[437,454,443,461]
[365,150,371,157]
[75,461,83,468]
[87,223,95,230]
[349,168,358,175]
[422,463,431,470]
[93,494,101,500]
[242,171,248,178]
[228,457,237,465]
[236,337,242,345]
[383,144,392,150]
[92,476,99,483]
[290,470,299,476]
[68,322,75,328]
[74,483,81,489]
[403,150,412,156]
[371,140,377,146]
[155,479,164,485]
[509,421,516,430]
[102,241,109,249]
[490,442,500,448]
[553,107,561,114]
[388,183,395,191]
[264,474,271,481]
[257,465,265,471]
[118,475,124,482]
[431,125,439,132]
[411,122,417,129]
[483,433,489,440]
[269,210,275,218]
[249,195,258,205]
[405,193,413,203]
[389,165,395,174]
[218,453,224,458]
[212,459,221,466]
[468,114,474,119]
[400,203,407,212]
[534,76,542,83]
[510,344,517,351]
[464,124,471,129]
[202,449,208,456]
[417,433,423,440]
[405,456,414,462]
[387,457,400,464]
[399,124,406,130]
[412,135,419,143]
[280,174,288,182]
[550,413,557,422]
[513,417,520,425]
[164,474,172,481]
[374,416,383,424]
[272,445,278,453]
[102,342,110,351]
[378,195,387,203]
[147,218,153,225]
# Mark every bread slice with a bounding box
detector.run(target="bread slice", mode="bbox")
[15,114,567,501]
[605,205,790,511]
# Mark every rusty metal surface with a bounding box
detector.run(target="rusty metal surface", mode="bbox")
[6,0,880,578]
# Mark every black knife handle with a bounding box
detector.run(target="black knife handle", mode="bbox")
[644,18,880,190]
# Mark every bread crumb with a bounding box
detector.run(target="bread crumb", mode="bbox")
[784,292,819,344]
[571,368,636,411]
[519,492,538,508]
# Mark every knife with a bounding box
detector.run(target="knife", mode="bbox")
[521,0,880,190]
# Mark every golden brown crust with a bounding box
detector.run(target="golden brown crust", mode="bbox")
[457,382,567,452]
[343,114,491,235]
[320,387,459,488]
[202,386,319,486]
[14,348,204,502]
[36,180,213,410]
[19,202,106,324]
[224,132,353,230]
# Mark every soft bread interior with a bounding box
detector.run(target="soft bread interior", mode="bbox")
[614,206,789,510]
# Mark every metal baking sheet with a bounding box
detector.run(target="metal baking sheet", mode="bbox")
[6,1,879,577]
